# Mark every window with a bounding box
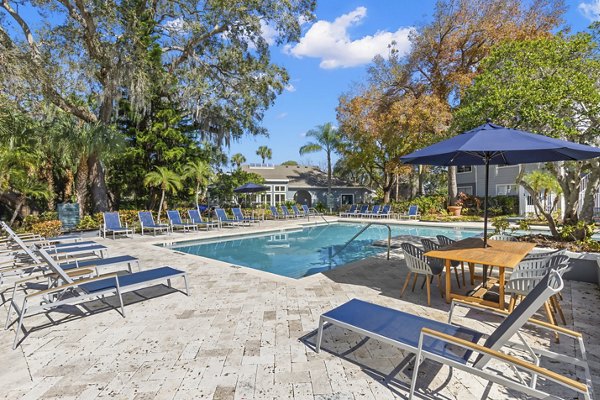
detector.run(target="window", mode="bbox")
[457,166,472,173]
[274,193,286,204]
[274,185,286,192]
[496,184,518,196]
[257,193,271,204]
[457,186,473,195]
[341,194,354,205]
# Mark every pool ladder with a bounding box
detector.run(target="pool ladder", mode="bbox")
[307,208,330,224]
[329,222,392,261]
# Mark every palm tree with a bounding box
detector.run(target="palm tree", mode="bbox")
[231,153,246,170]
[144,166,183,220]
[8,171,52,226]
[299,122,342,209]
[256,146,272,165]
[183,160,212,212]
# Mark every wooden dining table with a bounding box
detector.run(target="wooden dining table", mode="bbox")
[424,237,536,309]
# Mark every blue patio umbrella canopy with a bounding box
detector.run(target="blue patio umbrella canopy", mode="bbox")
[233,183,269,193]
[400,122,600,250]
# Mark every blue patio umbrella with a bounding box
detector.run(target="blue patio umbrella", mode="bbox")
[400,121,600,248]
[233,183,269,193]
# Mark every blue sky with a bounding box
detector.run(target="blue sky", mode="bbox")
[227,0,600,166]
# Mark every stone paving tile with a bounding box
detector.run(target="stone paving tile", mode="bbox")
[0,218,598,399]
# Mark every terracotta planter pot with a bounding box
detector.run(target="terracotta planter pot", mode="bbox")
[447,206,462,216]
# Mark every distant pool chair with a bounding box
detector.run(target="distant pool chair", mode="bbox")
[231,208,259,225]
[188,209,218,230]
[269,206,281,219]
[214,208,239,227]
[339,204,357,217]
[400,243,444,306]
[421,238,464,288]
[138,211,170,236]
[102,212,134,239]
[375,204,391,219]
[167,210,197,232]
[291,205,304,218]
[400,205,420,220]
[280,205,295,219]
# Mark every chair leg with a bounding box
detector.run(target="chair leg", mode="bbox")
[453,266,461,288]
[425,275,431,306]
[436,274,444,298]
[508,295,516,313]
[411,273,418,292]
[551,295,566,325]
[543,301,559,343]
[401,272,412,298]
[461,262,466,286]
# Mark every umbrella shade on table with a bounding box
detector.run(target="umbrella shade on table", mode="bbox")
[400,122,600,247]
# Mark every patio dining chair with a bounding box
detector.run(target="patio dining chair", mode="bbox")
[102,212,134,239]
[314,268,592,400]
[400,243,444,306]
[421,238,464,288]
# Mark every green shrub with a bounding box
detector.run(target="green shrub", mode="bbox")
[393,195,446,215]
[492,216,509,234]
[31,220,62,238]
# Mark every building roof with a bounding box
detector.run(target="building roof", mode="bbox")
[242,165,370,190]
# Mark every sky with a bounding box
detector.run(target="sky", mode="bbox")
[226,0,600,167]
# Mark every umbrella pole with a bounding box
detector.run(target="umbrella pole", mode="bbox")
[482,155,490,286]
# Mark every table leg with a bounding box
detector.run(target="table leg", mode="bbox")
[445,258,451,304]
[469,262,474,286]
[498,267,505,309]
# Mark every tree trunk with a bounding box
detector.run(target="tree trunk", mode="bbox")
[579,161,600,222]
[395,173,399,201]
[195,182,200,211]
[64,169,74,201]
[448,166,458,205]
[76,155,89,217]
[9,196,26,226]
[43,161,56,211]
[327,151,332,210]
[418,165,426,196]
[382,172,394,203]
[88,152,109,212]
[518,174,560,238]
[409,169,418,199]
[157,189,166,222]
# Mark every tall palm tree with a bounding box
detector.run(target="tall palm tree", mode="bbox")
[183,160,212,212]
[8,171,51,226]
[256,146,272,165]
[230,153,246,170]
[143,166,183,220]
[299,122,342,208]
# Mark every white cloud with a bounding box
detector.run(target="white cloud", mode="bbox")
[276,112,288,119]
[163,17,186,33]
[284,7,413,69]
[260,20,277,45]
[284,83,296,92]
[579,1,600,20]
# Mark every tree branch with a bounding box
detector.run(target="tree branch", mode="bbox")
[168,23,229,73]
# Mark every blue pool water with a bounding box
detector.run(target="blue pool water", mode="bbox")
[166,223,481,279]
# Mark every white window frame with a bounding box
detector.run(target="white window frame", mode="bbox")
[274,193,286,204]
[340,194,354,205]
[457,186,473,195]
[496,184,518,196]
[274,185,286,192]
[457,166,472,174]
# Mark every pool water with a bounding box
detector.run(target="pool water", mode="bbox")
[166,223,481,279]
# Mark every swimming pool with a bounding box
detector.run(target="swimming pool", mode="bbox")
[165,222,481,279]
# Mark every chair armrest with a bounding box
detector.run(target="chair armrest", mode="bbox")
[420,327,588,394]
[25,272,119,299]
[450,299,582,339]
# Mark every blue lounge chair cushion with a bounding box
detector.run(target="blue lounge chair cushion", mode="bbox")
[53,244,106,254]
[53,240,97,248]
[322,299,482,364]
[80,266,184,293]
[60,255,138,271]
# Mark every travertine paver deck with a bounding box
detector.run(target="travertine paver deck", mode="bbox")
[0,218,598,399]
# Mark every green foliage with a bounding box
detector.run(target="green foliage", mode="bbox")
[518,219,531,232]
[393,195,446,215]
[256,146,273,164]
[522,170,562,195]
[209,170,265,206]
[281,160,299,166]
[492,216,510,234]
[76,215,102,231]
[31,220,62,238]
[559,221,596,242]
[420,214,482,222]
[313,202,326,213]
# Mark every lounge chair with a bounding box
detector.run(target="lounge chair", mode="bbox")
[339,204,357,217]
[214,208,239,227]
[270,206,282,219]
[102,212,134,239]
[374,204,391,219]
[280,205,295,219]
[399,205,420,220]
[167,210,197,232]
[188,209,218,230]
[291,205,304,218]
[5,248,188,349]
[41,242,107,259]
[315,268,593,400]
[138,211,170,236]
[362,204,381,218]
[355,204,368,217]
[231,208,259,225]
[301,204,321,217]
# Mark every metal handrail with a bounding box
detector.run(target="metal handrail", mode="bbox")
[307,208,329,224]
[330,222,392,260]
